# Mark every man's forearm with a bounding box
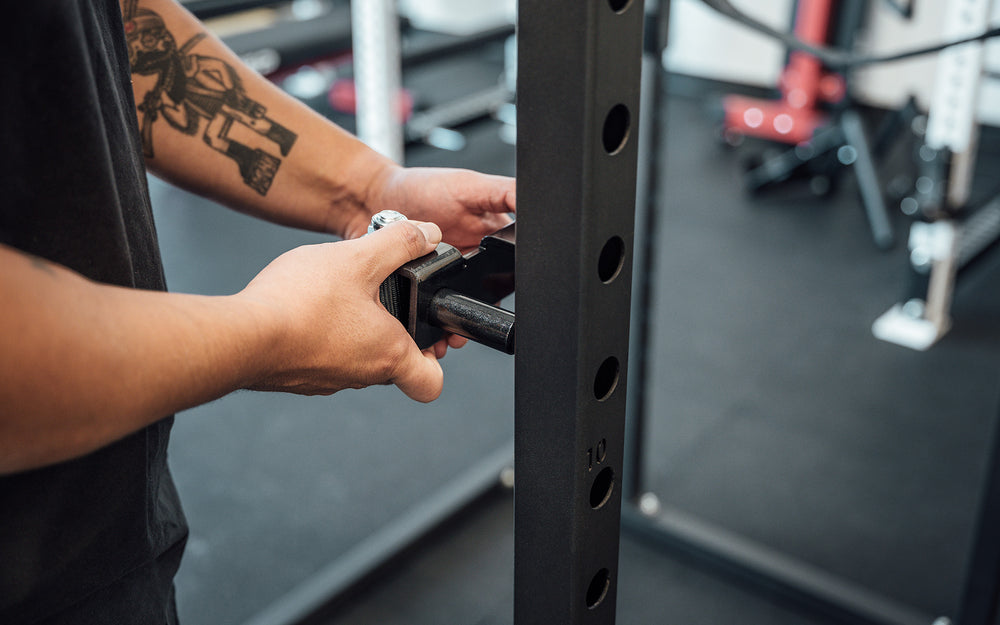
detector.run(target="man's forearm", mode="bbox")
[122,0,394,237]
[0,245,277,474]
[0,219,446,474]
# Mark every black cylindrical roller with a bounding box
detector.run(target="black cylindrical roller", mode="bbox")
[427,289,515,354]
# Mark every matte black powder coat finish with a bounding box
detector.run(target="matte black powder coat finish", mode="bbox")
[514,1,644,623]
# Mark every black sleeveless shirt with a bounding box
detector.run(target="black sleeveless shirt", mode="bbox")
[0,2,188,623]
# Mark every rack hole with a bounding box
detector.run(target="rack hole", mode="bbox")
[607,0,632,12]
[590,466,614,509]
[594,356,620,401]
[598,236,625,283]
[586,568,611,609]
[602,104,630,154]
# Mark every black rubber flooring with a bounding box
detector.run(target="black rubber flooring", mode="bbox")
[317,492,871,625]
[153,64,1000,625]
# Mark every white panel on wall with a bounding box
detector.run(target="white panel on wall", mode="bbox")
[851,3,943,113]
[664,0,1000,127]
[853,1,1000,127]
[664,0,793,87]
[979,0,1000,125]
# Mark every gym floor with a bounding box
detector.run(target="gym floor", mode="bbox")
[151,37,1000,625]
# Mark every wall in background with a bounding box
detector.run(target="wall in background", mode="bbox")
[664,0,1000,127]
[664,0,792,87]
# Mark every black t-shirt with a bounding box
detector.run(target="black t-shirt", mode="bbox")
[0,2,188,623]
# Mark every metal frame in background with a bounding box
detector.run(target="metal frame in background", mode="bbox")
[623,3,1000,625]
[351,0,405,162]
[514,0,643,622]
[872,0,1000,352]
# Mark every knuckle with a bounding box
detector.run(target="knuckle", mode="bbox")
[385,339,414,373]
[347,244,381,285]
[394,222,426,255]
[360,254,382,286]
[370,335,412,381]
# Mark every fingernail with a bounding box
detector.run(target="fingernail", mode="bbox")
[418,222,442,244]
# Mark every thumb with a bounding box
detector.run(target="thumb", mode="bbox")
[392,347,444,402]
[362,220,442,282]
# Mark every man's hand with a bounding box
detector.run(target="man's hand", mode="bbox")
[0,224,446,473]
[344,167,516,250]
[338,167,515,358]
[239,219,446,402]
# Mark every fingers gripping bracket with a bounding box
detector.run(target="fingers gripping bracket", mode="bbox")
[369,210,516,353]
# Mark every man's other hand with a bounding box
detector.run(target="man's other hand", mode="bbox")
[239,219,446,402]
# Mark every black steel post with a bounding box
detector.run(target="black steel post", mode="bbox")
[624,0,670,503]
[514,0,644,622]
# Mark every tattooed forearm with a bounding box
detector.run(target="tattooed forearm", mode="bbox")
[122,3,297,196]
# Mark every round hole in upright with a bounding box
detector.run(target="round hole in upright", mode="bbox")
[594,356,620,401]
[602,104,630,154]
[607,0,633,12]
[586,568,611,609]
[598,236,625,283]
[590,466,615,509]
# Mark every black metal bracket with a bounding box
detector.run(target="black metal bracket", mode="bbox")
[381,222,515,354]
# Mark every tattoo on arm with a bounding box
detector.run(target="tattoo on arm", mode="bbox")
[31,257,54,275]
[11,248,57,277]
[122,2,298,196]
